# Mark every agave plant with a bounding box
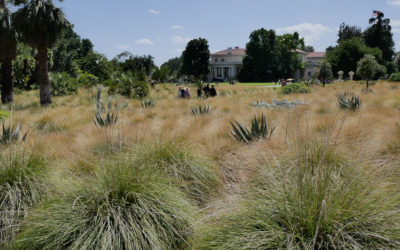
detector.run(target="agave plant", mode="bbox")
[1,122,28,145]
[230,113,275,143]
[141,99,155,108]
[337,92,361,111]
[93,88,119,128]
[191,105,211,115]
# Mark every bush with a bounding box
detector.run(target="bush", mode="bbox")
[337,92,361,111]
[230,113,276,143]
[49,72,79,96]
[389,72,400,82]
[14,153,195,249]
[281,83,311,94]
[194,140,400,249]
[135,141,222,204]
[0,147,48,248]
[78,72,98,88]
[108,73,149,99]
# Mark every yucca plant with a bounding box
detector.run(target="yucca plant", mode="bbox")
[1,122,28,145]
[93,88,119,128]
[337,92,361,111]
[141,99,155,108]
[191,105,211,115]
[230,113,275,143]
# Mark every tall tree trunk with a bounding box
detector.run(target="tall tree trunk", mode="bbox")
[37,46,52,105]
[1,58,14,104]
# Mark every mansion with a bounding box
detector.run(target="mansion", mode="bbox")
[209,47,325,81]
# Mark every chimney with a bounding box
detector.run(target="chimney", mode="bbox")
[227,47,233,54]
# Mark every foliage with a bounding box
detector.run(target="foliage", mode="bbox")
[318,61,333,84]
[239,29,304,82]
[194,140,400,249]
[151,65,170,83]
[191,105,211,115]
[49,72,78,96]
[230,113,275,143]
[111,53,155,76]
[77,51,112,81]
[364,12,395,63]
[13,153,195,250]
[1,122,28,145]
[77,71,98,88]
[0,147,48,248]
[13,44,36,90]
[161,56,182,76]
[141,99,155,108]
[389,72,400,82]
[326,38,382,78]
[337,23,363,43]
[357,54,380,89]
[93,88,119,127]
[281,83,311,94]
[108,72,149,99]
[0,110,10,120]
[337,92,361,111]
[181,38,210,80]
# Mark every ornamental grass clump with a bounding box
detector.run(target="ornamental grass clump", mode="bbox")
[194,139,400,249]
[135,141,222,204]
[0,146,48,248]
[14,153,195,250]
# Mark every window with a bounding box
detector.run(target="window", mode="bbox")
[221,58,225,62]
[214,59,218,62]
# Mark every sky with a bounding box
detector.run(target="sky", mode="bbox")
[57,0,400,66]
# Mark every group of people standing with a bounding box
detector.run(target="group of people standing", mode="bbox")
[178,84,218,99]
[197,84,217,98]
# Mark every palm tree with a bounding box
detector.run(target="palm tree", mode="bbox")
[12,0,70,105]
[0,0,25,103]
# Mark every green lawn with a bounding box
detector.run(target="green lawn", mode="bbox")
[216,82,278,86]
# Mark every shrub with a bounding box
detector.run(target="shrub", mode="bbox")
[0,147,48,248]
[191,105,211,115]
[230,113,275,143]
[337,92,361,111]
[389,72,400,82]
[108,73,149,99]
[49,72,79,96]
[0,110,10,120]
[14,154,194,250]
[141,99,155,108]
[135,141,222,204]
[281,83,311,94]
[194,140,400,249]
[78,72,98,88]
[93,88,119,128]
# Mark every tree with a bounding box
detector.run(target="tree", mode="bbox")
[161,57,182,76]
[181,38,210,80]
[239,29,279,82]
[364,12,395,63]
[357,54,380,89]
[151,66,170,83]
[337,23,363,43]
[12,0,70,105]
[304,46,314,52]
[277,32,304,79]
[326,37,382,78]
[395,52,400,72]
[77,51,112,81]
[318,61,333,87]
[0,0,26,103]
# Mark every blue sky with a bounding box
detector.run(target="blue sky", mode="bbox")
[58,0,400,65]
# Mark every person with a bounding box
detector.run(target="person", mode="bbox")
[209,85,217,97]
[203,84,210,97]
[178,86,182,98]
[180,87,186,98]
[281,79,287,87]
[197,87,202,98]
[184,87,191,98]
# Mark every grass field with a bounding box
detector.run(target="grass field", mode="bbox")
[216,82,278,86]
[1,81,400,249]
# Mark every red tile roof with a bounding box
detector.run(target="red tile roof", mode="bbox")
[212,48,246,56]
[306,52,325,58]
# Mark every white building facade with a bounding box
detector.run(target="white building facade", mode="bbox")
[209,47,325,81]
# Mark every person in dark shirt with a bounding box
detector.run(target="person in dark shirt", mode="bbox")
[180,87,186,98]
[197,87,202,98]
[209,85,217,97]
[203,84,210,97]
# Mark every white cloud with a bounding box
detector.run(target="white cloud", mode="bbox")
[115,45,130,50]
[391,20,400,27]
[388,0,400,6]
[171,36,191,44]
[135,38,154,45]
[276,23,333,45]
[171,25,185,30]
[149,9,160,15]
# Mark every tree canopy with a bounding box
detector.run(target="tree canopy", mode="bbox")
[337,23,363,43]
[181,38,210,80]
